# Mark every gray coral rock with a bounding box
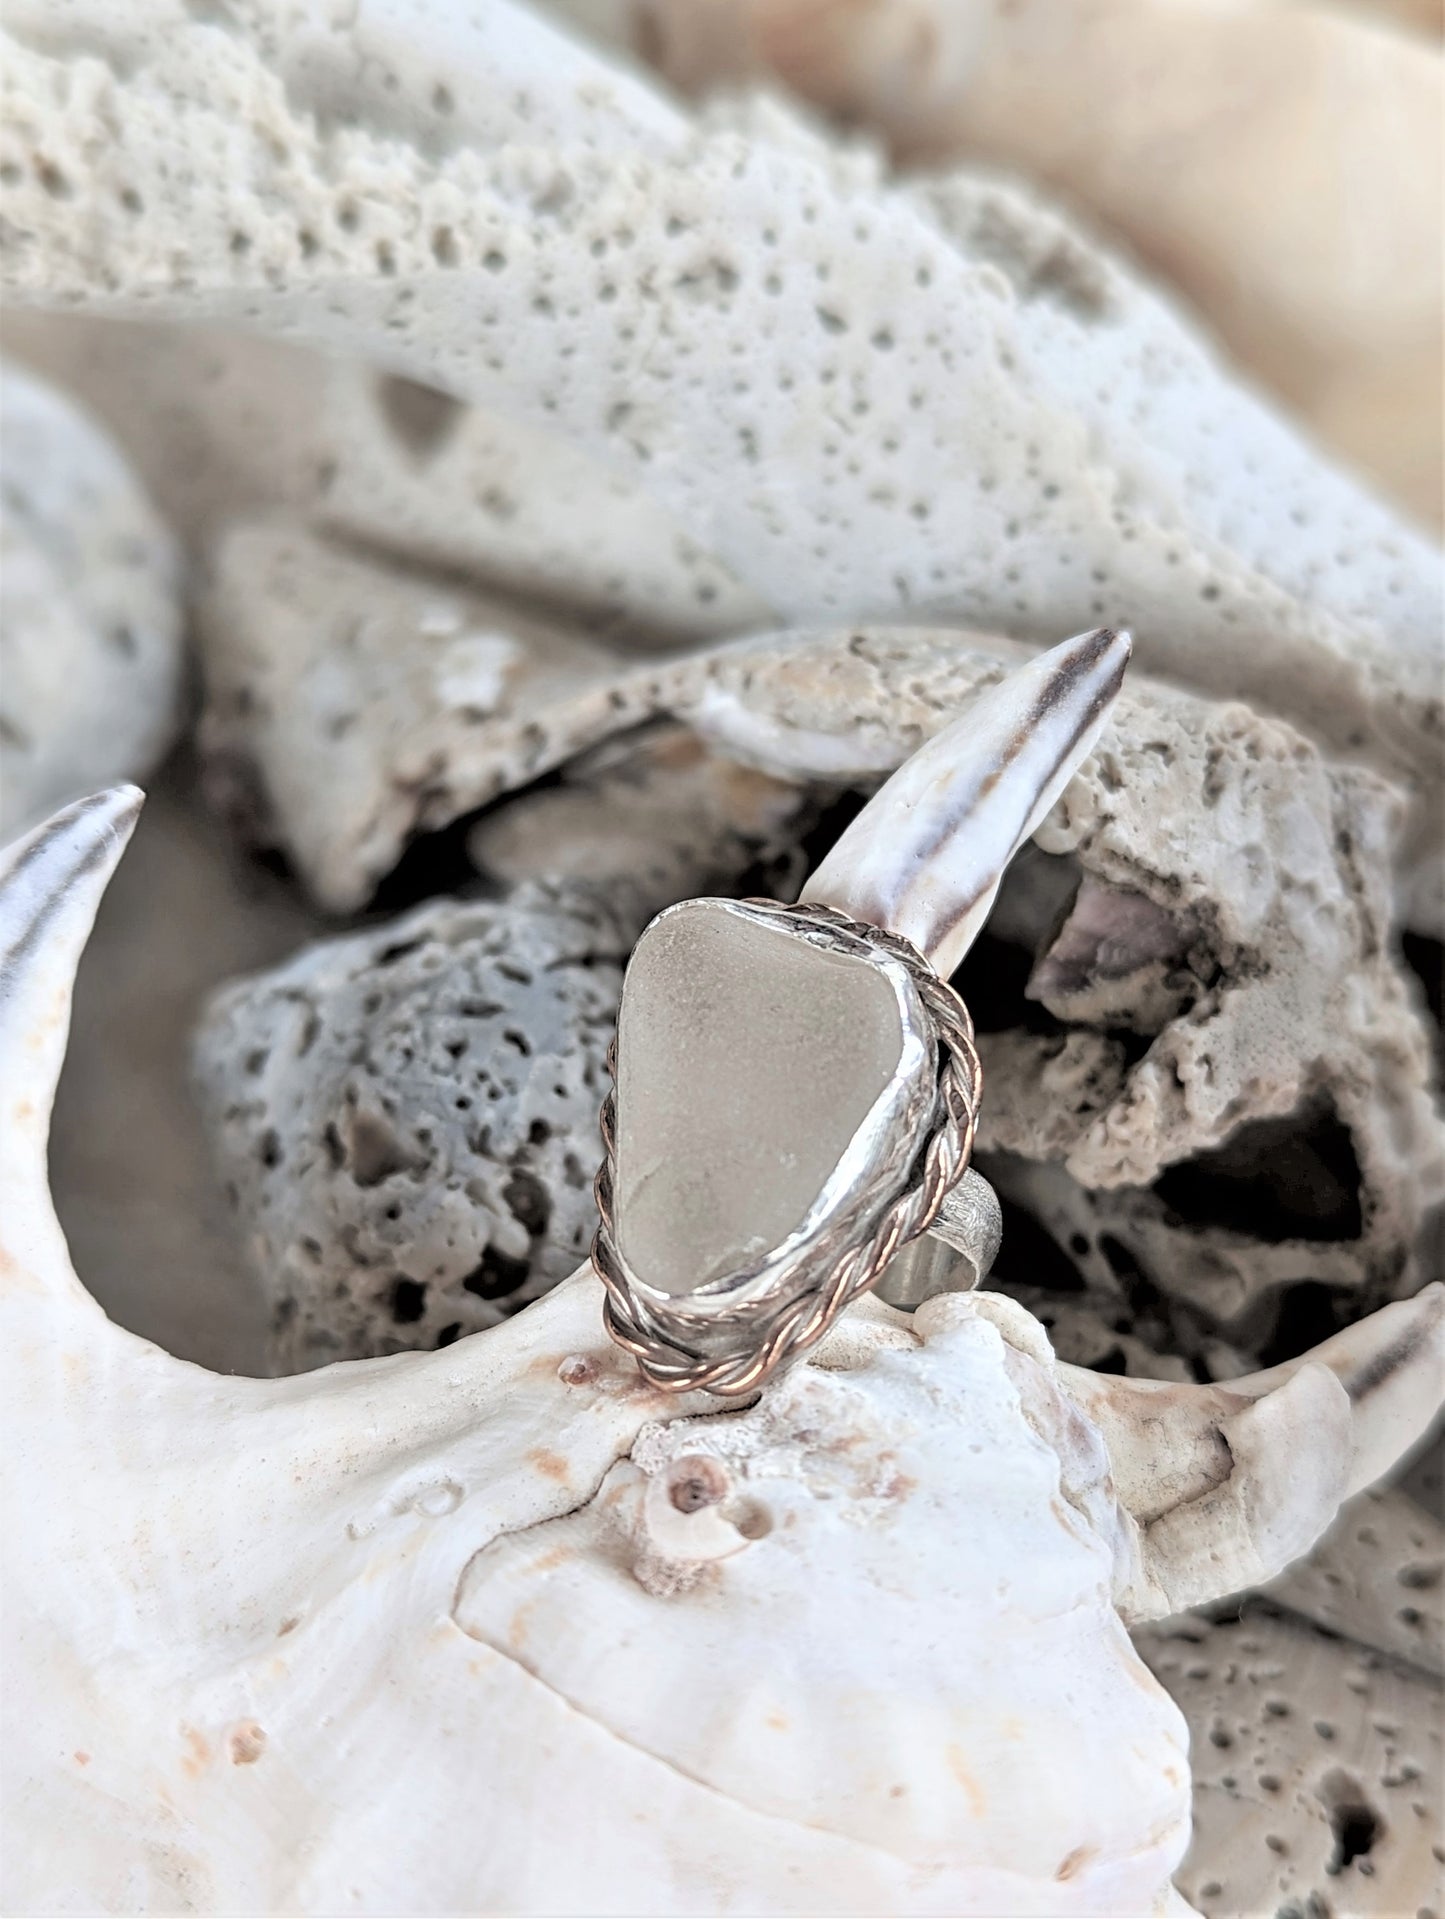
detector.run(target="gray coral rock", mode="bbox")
[195,601,1442,1346]
[0,360,185,835]
[1264,1484,1444,1680]
[192,882,628,1371]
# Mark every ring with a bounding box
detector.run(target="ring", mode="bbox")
[593,898,983,1396]
[592,627,1133,1397]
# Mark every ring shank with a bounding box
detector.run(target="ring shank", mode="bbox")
[875,1168,1003,1310]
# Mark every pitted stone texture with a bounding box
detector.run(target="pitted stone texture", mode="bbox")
[198,523,695,911]
[588,0,1444,529]
[192,882,627,1371]
[1138,1610,1444,1919]
[312,365,771,646]
[1264,1484,1445,1680]
[201,605,1445,1339]
[0,361,184,835]
[2,3,1440,921]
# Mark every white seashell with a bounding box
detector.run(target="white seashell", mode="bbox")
[3,790,1440,1916]
[802,626,1130,976]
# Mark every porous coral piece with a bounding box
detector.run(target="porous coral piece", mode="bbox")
[593,0,1445,527]
[686,624,1445,1329]
[1137,1610,1445,1919]
[0,360,184,835]
[192,882,628,1371]
[2,0,1440,920]
[195,604,1443,1337]
[197,523,694,910]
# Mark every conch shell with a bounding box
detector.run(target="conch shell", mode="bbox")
[3,786,1440,1916]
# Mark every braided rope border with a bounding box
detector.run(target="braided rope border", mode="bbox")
[592,899,982,1397]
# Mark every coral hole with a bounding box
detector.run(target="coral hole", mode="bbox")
[1316,1768,1382,1874]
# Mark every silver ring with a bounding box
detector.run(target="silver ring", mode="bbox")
[593,898,983,1398]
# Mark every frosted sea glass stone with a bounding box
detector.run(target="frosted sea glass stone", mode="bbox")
[613,899,931,1297]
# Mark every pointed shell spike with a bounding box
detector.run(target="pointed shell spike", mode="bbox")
[0,786,142,1217]
[800,627,1131,976]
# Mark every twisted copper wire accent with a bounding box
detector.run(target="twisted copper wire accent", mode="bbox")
[592,899,983,1398]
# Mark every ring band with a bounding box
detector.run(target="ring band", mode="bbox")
[592,899,983,1397]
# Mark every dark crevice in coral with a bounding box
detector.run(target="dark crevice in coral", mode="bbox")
[953,931,1061,1037]
[1317,1768,1382,1875]
[462,1246,532,1301]
[373,373,466,462]
[1154,1100,1364,1244]
[1253,1281,1348,1370]
[389,1276,427,1323]
[368,808,494,917]
[991,1194,1087,1294]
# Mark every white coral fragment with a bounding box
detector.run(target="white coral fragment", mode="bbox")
[593,0,1445,526]
[1,0,1440,917]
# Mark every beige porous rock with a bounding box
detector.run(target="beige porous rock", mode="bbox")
[2,0,1441,920]
[0,360,184,835]
[468,722,823,933]
[1137,1609,1445,1919]
[192,881,628,1372]
[587,0,1445,528]
[196,598,1443,1338]
[198,523,696,910]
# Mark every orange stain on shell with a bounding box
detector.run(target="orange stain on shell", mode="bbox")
[527,1447,571,1484]
[945,1743,987,1820]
